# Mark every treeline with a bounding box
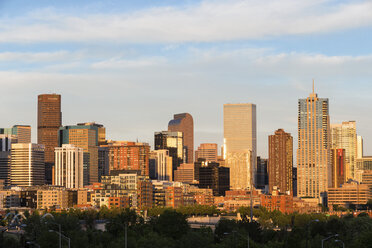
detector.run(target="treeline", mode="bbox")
[0,206,372,248]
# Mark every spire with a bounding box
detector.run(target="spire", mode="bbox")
[309,79,317,98]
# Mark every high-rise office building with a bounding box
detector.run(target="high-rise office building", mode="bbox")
[150,150,173,181]
[154,131,183,177]
[331,148,346,188]
[357,136,363,159]
[168,113,194,163]
[330,121,357,180]
[77,122,106,146]
[38,94,62,184]
[55,144,84,189]
[10,143,45,187]
[0,135,16,185]
[12,125,31,143]
[103,141,150,176]
[59,125,99,185]
[256,157,268,190]
[268,129,293,194]
[197,161,230,196]
[0,125,31,144]
[297,86,331,198]
[195,143,218,162]
[98,146,109,182]
[226,150,253,189]
[224,103,256,188]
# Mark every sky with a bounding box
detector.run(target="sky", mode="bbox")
[1,0,372,158]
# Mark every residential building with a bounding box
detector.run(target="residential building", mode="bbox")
[268,129,293,194]
[330,121,357,180]
[195,143,218,162]
[38,94,62,184]
[260,191,293,213]
[55,144,84,189]
[103,140,150,176]
[224,103,257,188]
[165,186,183,208]
[10,143,45,187]
[168,113,194,163]
[297,86,331,198]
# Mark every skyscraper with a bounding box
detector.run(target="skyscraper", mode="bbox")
[331,148,346,188]
[297,86,331,198]
[77,122,106,146]
[37,94,62,184]
[357,136,363,159]
[154,131,183,178]
[10,143,45,186]
[195,143,218,162]
[168,113,194,163]
[268,129,293,194]
[224,103,256,188]
[150,150,173,181]
[55,144,84,189]
[59,125,99,185]
[0,134,16,185]
[0,125,31,143]
[12,125,31,143]
[330,121,357,180]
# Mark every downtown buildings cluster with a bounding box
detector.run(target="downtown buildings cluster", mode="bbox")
[0,87,371,214]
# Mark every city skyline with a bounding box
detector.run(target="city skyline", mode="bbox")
[1,1,372,158]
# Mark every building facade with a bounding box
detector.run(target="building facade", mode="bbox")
[224,103,257,187]
[331,148,346,188]
[168,113,194,163]
[59,125,99,185]
[268,129,293,194]
[10,143,45,187]
[150,150,173,181]
[297,88,331,198]
[174,163,195,184]
[104,141,150,176]
[55,144,84,189]
[198,161,230,196]
[330,121,357,180]
[195,143,218,162]
[154,131,183,177]
[37,94,62,184]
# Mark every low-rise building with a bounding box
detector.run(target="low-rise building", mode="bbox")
[328,181,370,208]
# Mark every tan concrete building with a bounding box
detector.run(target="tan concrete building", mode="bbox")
[168,113,194,163]
[297,87,331,198]
[328,181,370,207]
[195,143,218,162]
[226,150,253,190]
[268,129,293,194]
[331,121,357,180]
[224,103,256,188]
[10,143,45,187]
[37,188,69,210]
[174,163,195,184]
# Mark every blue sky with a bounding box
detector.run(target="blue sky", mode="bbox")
[1,0,372,157]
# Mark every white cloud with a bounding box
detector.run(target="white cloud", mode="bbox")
[1,0,372,43]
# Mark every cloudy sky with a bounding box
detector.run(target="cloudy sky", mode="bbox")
[1,0,372,158]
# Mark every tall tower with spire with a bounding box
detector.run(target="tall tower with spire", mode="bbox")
[297,83,331,198]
